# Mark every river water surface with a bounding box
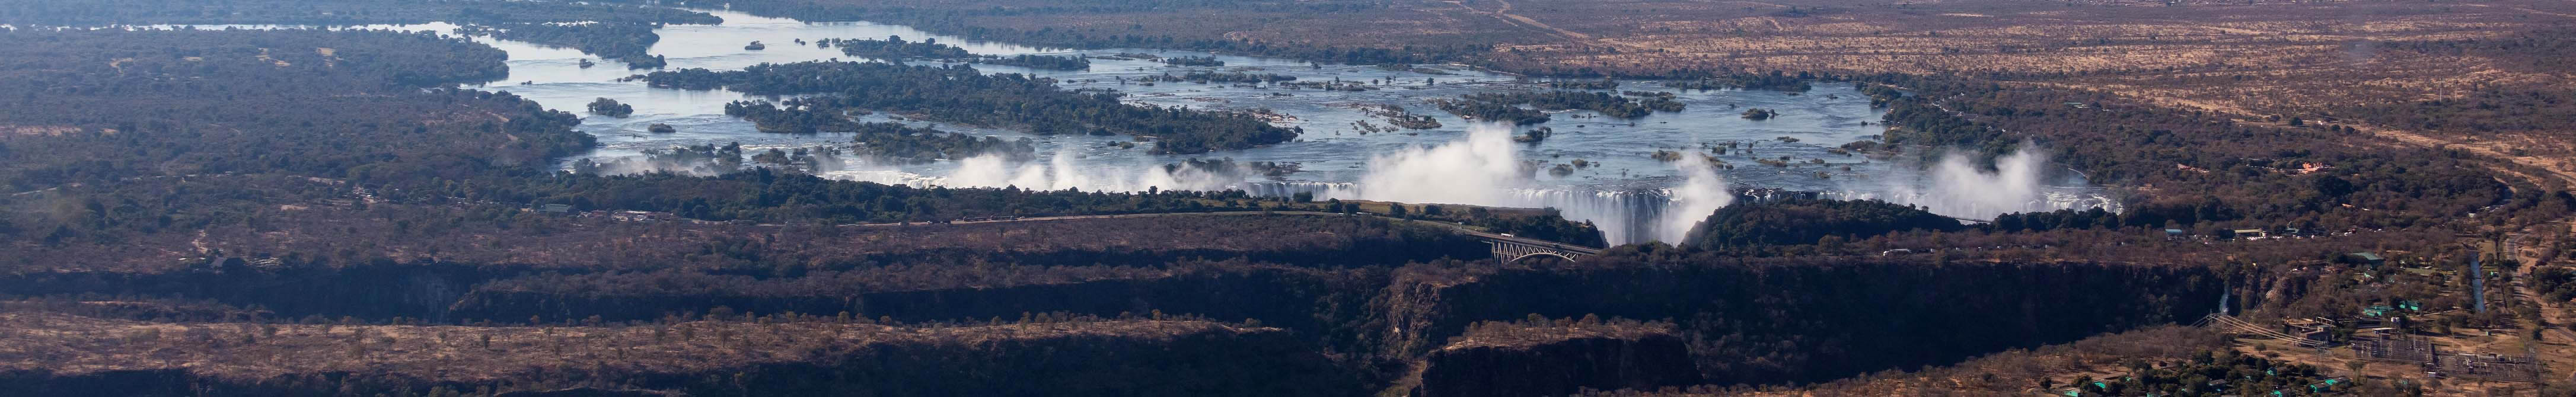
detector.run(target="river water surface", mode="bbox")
[198,9,2119,244]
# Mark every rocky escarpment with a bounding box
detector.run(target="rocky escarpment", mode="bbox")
[1378,254,2225,386]
[1415,320,1698,397]
[0,312,1360,397]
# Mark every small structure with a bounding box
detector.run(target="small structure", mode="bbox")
[2438,351,2543,383]
[2282,318,2336,344]
[2361,305,2395,318]
[610,211,680,222]
[2164,229,2188,239]
[2232,229,2269,239]
[2345,252,2386,267]
[2355,335,2435,363]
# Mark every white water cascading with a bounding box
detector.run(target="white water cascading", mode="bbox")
[810,124,2117,246]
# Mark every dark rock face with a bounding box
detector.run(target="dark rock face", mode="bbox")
[1421,332,1700,397]
[0,328,1360,397]
[496,388,671,397]
[1380,258,2224,386]
[1416,332,1699,397]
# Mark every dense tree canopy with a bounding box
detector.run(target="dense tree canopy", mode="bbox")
[645,61,1297,153]
[466,21,678,69]
[0,0,720,25]
[1429,90,1683,124]
[1688,198,1965,248]
[1858,76,2516,231]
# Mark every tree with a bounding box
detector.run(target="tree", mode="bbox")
[588,97,634,117]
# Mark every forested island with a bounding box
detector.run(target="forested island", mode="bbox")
[1432,91,1682,121]
[1355,104,1441,129]
[1139,70,1299,84]
[721,101,865,133]
[823,37,1089,70]
[825,36,975,59]
[646,61,1297,153]
[1668,71,1816,92]
[1431,98,1550,125]
[1161,55,1225,66]
[464,21,680,69]
[588,98,635,117]
[977,53,1091,70]
[846,122,1039,163]
[1487,91,1684,118]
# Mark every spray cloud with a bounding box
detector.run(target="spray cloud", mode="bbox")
[941,148,1244,193]
[1848,146,2060,221]
[1656,159,1735,244]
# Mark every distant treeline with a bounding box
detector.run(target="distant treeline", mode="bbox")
[0,0,720,25]
[715,0,1490,66]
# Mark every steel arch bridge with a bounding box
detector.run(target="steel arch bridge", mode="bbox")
[1488,238,1601,262]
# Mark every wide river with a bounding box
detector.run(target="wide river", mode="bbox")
[240,8,2118,244]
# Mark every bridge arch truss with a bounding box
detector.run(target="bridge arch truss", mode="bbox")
[1489,239,1596,262]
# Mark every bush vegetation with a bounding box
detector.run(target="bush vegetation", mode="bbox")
[645,62,1299,153]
